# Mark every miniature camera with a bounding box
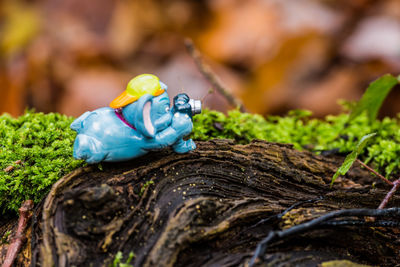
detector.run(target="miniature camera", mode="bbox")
[189,99,202,116]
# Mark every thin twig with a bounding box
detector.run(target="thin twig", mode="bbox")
[250,196,323,230]
[378,179,400,209]
[356,159,399,213]
[356,159,392,186]
[231,197,324,242]
[2,200,34,267]
[249,207,400,267]
[321,219,400,227]
[184,38,247,112]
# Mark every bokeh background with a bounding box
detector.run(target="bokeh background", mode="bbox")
[1,0,400,118]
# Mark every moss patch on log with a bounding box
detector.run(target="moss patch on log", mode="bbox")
[0,111,84,214]
[192,109,400,177]
[1,109,400,214]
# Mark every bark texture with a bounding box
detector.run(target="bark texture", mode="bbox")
[2,139,400,266]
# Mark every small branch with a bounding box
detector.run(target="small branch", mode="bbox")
[184,38,247,112]
[2,200,34,267]
[356,159,392,186]
[321,219,400,227]
[249,197,323,230]
[249,207,400,266]
[378,179,400,209]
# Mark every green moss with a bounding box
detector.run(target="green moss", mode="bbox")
[0,230,11,245]
[192,109,400,178]
[1,107,400,214]
[321,260,371,267]
[109,251,135,267]
[0,110,85,214]
[139,180,155,197]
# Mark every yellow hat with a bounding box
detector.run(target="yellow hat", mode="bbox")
[110,74,165,109]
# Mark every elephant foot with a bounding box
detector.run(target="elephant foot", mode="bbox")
[173,139,196,154]
[73,134,106,164]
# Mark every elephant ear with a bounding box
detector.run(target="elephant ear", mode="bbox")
[134,94,156,138]
[142,101,155,137]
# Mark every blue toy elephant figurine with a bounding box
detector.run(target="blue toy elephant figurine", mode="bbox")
[71,74,201,164]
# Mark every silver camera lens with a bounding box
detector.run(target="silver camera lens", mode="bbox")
[189,99,202,116]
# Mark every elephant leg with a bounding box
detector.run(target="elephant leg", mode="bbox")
[73,134,106,164]
[85,152,108,164]
[70,111,92,132]
[172,138,196,154]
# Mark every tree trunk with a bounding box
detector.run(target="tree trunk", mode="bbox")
[2,139,400,266]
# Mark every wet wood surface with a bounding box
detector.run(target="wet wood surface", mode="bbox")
[2,139,399,266]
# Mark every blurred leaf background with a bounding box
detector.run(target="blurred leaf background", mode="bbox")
[1,0,400,118]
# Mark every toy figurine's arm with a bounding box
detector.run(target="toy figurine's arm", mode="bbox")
[172,138,196,153]
[144,112,193,150]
